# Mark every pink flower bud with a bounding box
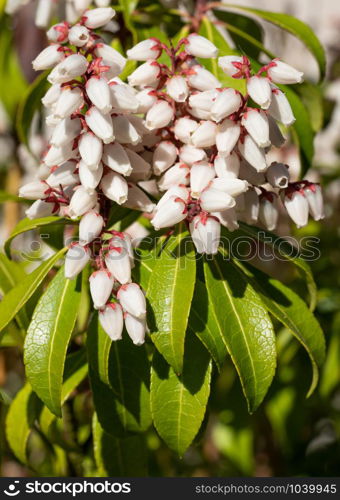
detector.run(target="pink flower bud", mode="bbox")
[242,189,259,225]
[216,119,240,156]
[189,89,218,112]
[50,117,82,147]
[238,135,267,172]
[100,172,128,204]
[259,194,279,231]
[267,59,303,85]
[241,109,270,148]
[89,270,114,309]
[125,148,151,181]
[211,88,242,122]
[185,33,218,59]
[210,178,248,197]
[105,247,132,284]
[117,283,146,319]
[247,76,272,109]
[187,65,221,91]
[173,116,198,144]
[54,87,84,118]
[124,313,146,346]
[123,184,155,213]
[127,39,161,61]
[48,54,88,84]
[32,44,64,71]
[112,115,140,145]
[200,188,235,212]
[42,83,61,108]
[284,190,309,228]
[46,23,69,43]
[218,55,244,77]
[191,121,217,148]
[102,143,132,176]
[136,88,158,113]
[128,61,161,87]
[68,25,90,47]
[190,214,221,254]
[69,186,97,218]
[269,87,295,126]
[83,7,115,29]
[79,160,103,191]
[19,180,48,200]
[25,200,55,220]
[99,303,124,341]
[179,145,207,165]
[85,107,114,144]
[46,161,79,188]
[94,43,126,76]
[86,77,112,114]
[79,132,103,170]
[110,83,139,112]
[166,76,189,102]
[44,142,77,167]
[153,141,177,175]
[79,210,104,245]
[158,163,190,191]
[304,184,324,221]
[190,161,215,199]
[145,100,174,130]
[65,243,91,279]
[214,153,240,179]
[266,162,290,189]
[213,207,239,231]
[151,196,187,230]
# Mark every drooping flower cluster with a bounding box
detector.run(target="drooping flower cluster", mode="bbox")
[18,12,324,344]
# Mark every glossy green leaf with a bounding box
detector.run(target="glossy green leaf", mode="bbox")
[151,330,211,455]
[296,82,324,132]
[204,254,276,412]
[0,248,67,333]
[24,267,81,417]
[238,261,325,396]
[93,413,147,477]
[147,225,196,374]
[5,383,43,464]
[225,5,326,80]
[320,317,340,398]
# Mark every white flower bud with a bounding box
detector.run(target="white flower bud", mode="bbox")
[127,39,161,61]
[210,178,248,197]
[284,190,309,228]
[112,115,140,145]
[68,25,90,47]
[19,180,48,200]
[239,160,266,186]
[267,59,303,85]
[190,214,221,254]
[185,33,218,58]
[46,22,69,43]
[117,283,146,319]
[242,189,259,224]
[69,186,97,218]
[100,172,128,204]
[153,141,177,175]
[259,194,279,231]
[187,65,221,91]
[89,270,114,309]
[124,313,146,346]
[125,148,151,181]
[46,161,79,187]
[85,107,114,144]
[151,196,187,230]
[189,89,218,113]
[110,83,139,113]
[304,184,324,221]
[86,77,112,114]
[50,117,81,147]
[65,243,91,279]
[211,88,242,122]
[238,135,267,172]
[128,61,161,87]
[191,121,217,148]
[32,44,64,71]
[241,109,270,148]
[156,185,190,212]
[35,0,54,29]
[190,161,215,198]
[268,116,286,147]
[200,188,235,212]
[136,88,157,113]
[105,247,132,284]
[269,87,295,126]
[214,153,240,179]
[247,76,272,109]
[166,75,189,103]
[145,100,174,130]
[44,142,76,167]
[216,119,240,156]
[83,7,115,29]
[79,210,104,244]
[99,303,124,341]
[173,116,198,144]
[218,55,244,77]
[42,83,61,108]
[188,106,212,121]
[79,160,103,191]
[25,200,55,220]
[158,163,190,191]
[213,207,239,231]
[94,43,126,76]
[123,184,155,213]
[179,145,207,166]
[102,143,132,176]
[54,87,84,118]
[266,162,290,189]
[48,54,88,84]
[79,132,103,170]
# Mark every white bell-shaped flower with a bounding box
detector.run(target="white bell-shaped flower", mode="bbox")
[166,75,189,103]
[86,77,112,114]
[46,161,79,188]
[127,39,161,61]
[266,162,290,189]
[267,59,303,85]
[83,7,115,29]
[99,303,124,341]
[112,115,141,145]
[211,88,242,122]
[124,313,147,346]
[158,163,190,191]
[187,65,221,91]
[151,196,187,230]
[32,44,64,71]
[79,210,104,245]
[19,180,48,200]
[105,246,132,284]
[78,132,103,170]
[259,194,279,231]
[102,143,132,176]
[284,190,309,228]
[247,76,272,109]
[54,87,84,118]
[85,107,114,144]
[191,121,217,148]
[185,34,218,58]
[269,87,295,126]
[200,188,235,212]
[238,135,267,172]
[241,109,270,148]
[190,161,215,199]
[89,270,114,309]
[100,172,128,204]
[145,100,174,130]
[214,153,240,179]
[304,184,324,221]
[153,141,177,175]
[117,283,146,319]
[173,117,198,144]
[123,184,155,213]
[127,61,161,87]
[79,160,103,191]
[189,214,221,254]
[68,24,90,47]
[50,117,81,147]
[218,55,244,77]
[65,243,91,279]
[179,145,207,166]
[69,186,97,218]
[216,119,240,156]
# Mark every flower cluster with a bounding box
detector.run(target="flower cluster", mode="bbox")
[18,13,324,344]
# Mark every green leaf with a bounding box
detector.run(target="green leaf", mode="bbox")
[295,82,324,132]
[237,261,325,396]
[16,71,49,146]
[24,267,81,417]
[238,223,317,310]
[87,313,151,436]
[204,254,276,412]
[0,248,67,334]
[225,5,326,80]
[0,190,27,203]
[151,330,211,455]
[93,413,147,477]
[118,0,138,43]
[6,383,43,464]
[320,317,340,398]
[147,225,196,374]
